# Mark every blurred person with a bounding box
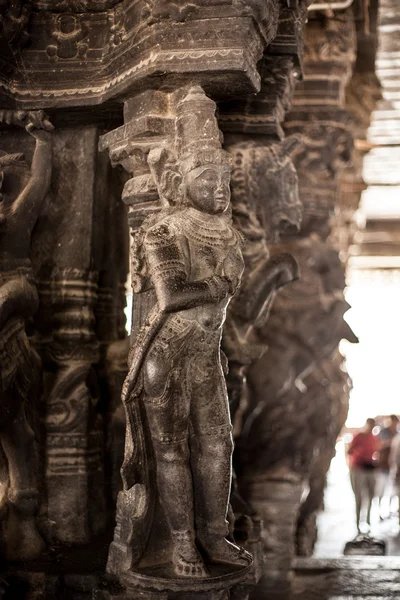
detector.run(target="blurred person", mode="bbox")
[348,418,379,532]
[377,414,399,519]
[389,430,400,524]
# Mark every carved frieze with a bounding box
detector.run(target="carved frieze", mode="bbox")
[0,0,287,108]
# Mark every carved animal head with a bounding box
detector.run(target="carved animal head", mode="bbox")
[228,135,303,244]
[290,122,353,178]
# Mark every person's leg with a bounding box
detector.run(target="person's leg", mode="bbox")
[376,471,385,519]
[396,480,400,525]
[350,468,362,532]
[366,470,376,526]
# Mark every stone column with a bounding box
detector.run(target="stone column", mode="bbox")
[217,4,307,597]
[227,7,360,595]
[33,124,122,543]
[97,86,258,600]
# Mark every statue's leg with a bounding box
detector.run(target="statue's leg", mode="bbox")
[144,345,208,578]
[189,340,251,568]
[0,397,45,561]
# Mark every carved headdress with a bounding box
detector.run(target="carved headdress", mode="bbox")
[148,86,232,200]
[175,85,232,175]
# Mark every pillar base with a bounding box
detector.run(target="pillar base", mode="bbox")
[94,566,253,600]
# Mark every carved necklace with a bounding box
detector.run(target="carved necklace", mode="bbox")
[182,207,238,248]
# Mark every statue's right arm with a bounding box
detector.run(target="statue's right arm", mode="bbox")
[12,129,52,233]
[144,222,230,313]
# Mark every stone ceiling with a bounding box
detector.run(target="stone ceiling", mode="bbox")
[350,0,400,269]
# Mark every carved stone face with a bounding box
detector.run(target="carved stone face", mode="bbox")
[184,165,231,215]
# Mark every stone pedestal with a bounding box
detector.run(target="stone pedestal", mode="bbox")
[94,569,254,600]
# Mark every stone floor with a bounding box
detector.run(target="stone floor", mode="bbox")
[282,442,400,600]
[292,556,400,599]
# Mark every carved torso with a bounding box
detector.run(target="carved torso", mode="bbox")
[145,207,244,332]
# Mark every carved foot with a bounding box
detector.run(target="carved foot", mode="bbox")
[171,531,209,579]
[1,490,45,561]
[197,534,252,568]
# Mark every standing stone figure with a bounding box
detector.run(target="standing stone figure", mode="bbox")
[0,111,53,560]
[107,87,252,583]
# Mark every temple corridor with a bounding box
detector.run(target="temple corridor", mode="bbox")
[1,0,400,598]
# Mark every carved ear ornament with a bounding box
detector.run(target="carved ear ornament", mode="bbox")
[148,146,183,207]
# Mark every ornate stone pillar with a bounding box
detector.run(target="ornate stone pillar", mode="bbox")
[97,85,258,600]
[33,123,123,543]
[217,4,308,597]
[1,2,282,588]
[227,7,359,594]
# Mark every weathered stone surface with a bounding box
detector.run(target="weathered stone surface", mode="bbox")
[292,557,400,600]
[0,0,280,108]
[0,110,53,562]
[100,85,255,596]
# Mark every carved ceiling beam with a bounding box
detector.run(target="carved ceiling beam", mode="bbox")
[0,0,285,109]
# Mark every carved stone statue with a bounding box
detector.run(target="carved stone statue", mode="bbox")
[105,87,252,590]
[0,110,53,560]
[223,136,302,425]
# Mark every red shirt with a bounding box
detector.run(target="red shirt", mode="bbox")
[348,432,378,469]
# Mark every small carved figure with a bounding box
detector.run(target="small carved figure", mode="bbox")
[46,13,88,60]
[109,87,251,581]
[0,110,53,560]
[0,0,30,46]
[142,0,198,23]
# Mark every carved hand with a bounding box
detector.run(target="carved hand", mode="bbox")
[0,109,54,136]
[25,110,54,137]
[0,285,14,330]
[205,275,232,302]
[217,251,244,296]
[214,260,235,296]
